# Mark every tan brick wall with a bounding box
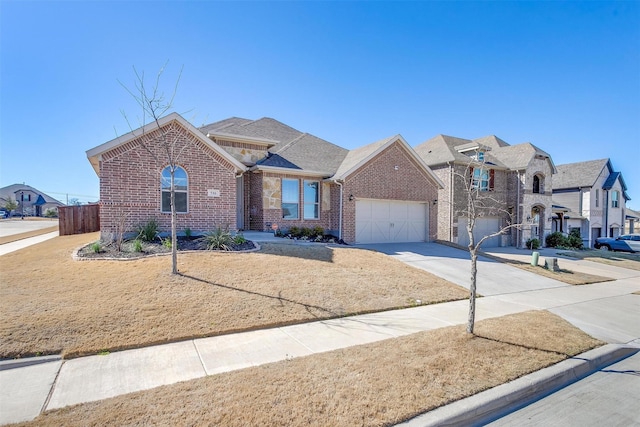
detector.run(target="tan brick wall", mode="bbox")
[99,122,238,237]
[340,142,440,243]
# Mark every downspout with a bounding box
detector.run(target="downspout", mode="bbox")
[333,180,344,240]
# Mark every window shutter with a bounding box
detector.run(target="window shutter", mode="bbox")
[489,169,495,190]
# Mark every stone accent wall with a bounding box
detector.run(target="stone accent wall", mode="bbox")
[340,142,440,244]
[214,139,269,164]
[99,122,238,237]
[248,172,333,233]
[262,177,281,209]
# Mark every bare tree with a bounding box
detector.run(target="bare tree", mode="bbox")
[454,160,522,334]
[119,62,186,274]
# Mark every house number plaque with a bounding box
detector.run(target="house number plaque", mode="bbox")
[207,189,221,197]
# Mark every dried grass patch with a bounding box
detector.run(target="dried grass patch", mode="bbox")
[557,249,640,272]
[19,311,602,427]
[0,234,467,359]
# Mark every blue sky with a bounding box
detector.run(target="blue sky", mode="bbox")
[1,1,639,208]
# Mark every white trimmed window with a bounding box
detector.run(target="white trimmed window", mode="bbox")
[611,190,619,208]
[471,168,491,191]
[282,178,299,219]
[161,166,188,213]
[303,180,319,219]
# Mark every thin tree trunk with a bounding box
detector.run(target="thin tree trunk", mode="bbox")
[467,250,477,334]
[170,169,178,274]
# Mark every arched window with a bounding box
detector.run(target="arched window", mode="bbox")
[161,166,188,213]
[533,175,541,193]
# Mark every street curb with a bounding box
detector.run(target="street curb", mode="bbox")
[397,344,640,426]
[0,355,62,371]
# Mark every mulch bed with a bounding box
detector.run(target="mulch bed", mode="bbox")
[76,237,256,259]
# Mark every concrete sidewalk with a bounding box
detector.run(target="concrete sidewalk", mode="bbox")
[1,239,639,425]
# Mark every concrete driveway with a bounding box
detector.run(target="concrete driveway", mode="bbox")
[359,242,570,296]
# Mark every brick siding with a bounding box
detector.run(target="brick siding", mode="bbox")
[99,122,238,237]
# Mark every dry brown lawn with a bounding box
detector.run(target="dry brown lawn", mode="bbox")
[479,252,613,285]
[556,249,640,272]
[0,233,468,359]
[15,311,602,427]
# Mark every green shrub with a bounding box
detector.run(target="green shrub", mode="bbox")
[545,232,567,248]
[44,208,58,218]
[301,227,315,238]
[526,238,540,250]
[132,239,143,252]
[200,226,233,250]
[162,237,172,249]
[312,226,325,238]
[288,226,302,238]
[137,218,159,242]
[566,228,584,249]
[91,241,102,253]
[184,227,192,239]
[233,232,246,244]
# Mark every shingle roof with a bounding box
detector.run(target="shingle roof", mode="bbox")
[259,133,348,176]
[472,135,510,149]
[414,135,479,166]
[491,143,554,171]
[200,117,303,149]
[553,159,610,189]
[414,134,508,169]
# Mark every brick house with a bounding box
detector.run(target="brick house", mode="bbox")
[552,158,630,247]
[414,135,556,248]
[87,113,443,244]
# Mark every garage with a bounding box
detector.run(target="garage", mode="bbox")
[457,217,501,248]
[355,199,428,244]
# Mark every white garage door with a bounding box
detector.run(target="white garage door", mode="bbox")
[457,217,501,248]
[356,200,427,244]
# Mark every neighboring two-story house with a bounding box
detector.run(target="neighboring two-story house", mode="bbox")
[0,184,64,217]
[414,135,556,248]
[552,159,630,247]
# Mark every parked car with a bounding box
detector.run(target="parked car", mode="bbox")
[594,234,640,253]
[0,210,8,219]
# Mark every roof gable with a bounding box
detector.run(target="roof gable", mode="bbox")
[553,158,610,189]
[333,135,444,188]
[86,113,246,176]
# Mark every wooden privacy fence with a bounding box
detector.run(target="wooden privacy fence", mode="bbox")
[58,204,100,236]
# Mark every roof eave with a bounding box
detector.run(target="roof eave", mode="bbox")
[86,112,247,177]
[250,165,331,178]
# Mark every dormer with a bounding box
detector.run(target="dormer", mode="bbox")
[454,142,491,163]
